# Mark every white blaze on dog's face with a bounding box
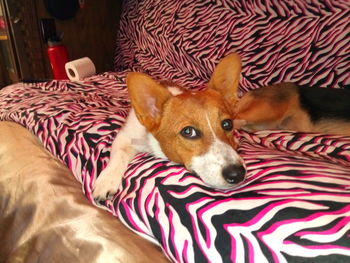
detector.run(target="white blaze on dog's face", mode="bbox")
[127,53,245,189]
[155,89,245,189]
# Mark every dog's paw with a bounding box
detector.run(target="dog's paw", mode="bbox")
[92,169,123,205]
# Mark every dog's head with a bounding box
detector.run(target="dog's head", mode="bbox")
[127,53,245,189]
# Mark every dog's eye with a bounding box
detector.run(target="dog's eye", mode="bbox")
[180,126,201,139]
[221,119,233,131]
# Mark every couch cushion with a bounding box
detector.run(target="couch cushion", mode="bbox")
[115,0,350,91]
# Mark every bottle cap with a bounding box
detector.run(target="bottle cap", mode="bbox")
[47,35,62,46]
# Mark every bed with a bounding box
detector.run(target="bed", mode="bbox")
[0,121,167,262]
[1,0,349,262]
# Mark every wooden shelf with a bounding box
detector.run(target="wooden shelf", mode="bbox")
[0,33,8,40]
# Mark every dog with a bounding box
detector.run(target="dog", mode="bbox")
[93,53,246,202]
[93,52,350,202]
[233,82,350,135]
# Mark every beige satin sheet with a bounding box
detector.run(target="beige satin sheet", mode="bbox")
[0,122,168,263]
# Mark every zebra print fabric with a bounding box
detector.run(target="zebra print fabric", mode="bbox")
[1,77,349,262]
[113,1,350,259]
[0,73,129,195]
[1,0,350,262]
[115,0,350,91]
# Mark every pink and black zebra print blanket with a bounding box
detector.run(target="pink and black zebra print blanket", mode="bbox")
[1,0,350,262]
[0,72,349,262]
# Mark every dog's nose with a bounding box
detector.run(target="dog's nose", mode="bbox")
[222,164,246,184]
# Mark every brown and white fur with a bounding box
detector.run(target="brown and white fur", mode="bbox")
[234,81,350,135]
[93,53,350,201]
[93,53,245,202]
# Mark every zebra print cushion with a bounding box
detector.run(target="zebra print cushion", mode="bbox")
[1,0,350,262]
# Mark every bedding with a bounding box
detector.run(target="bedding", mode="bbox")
[1,0,350,262]
[0,121,167,262]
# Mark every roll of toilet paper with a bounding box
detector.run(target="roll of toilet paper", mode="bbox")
[65,57,96,81]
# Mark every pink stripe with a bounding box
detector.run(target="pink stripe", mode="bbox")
[182,240,189,262]
[167,204,180,261]
[258,204,350,241]
[296,216,350,237]
[153,193,168,250]
[119,201,144,233]
[186,197,213,262]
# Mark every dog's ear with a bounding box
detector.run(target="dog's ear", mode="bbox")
[208,53,241,106]
[127,72,171,132]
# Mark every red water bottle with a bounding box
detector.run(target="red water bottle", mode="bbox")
[47,37,69,79]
